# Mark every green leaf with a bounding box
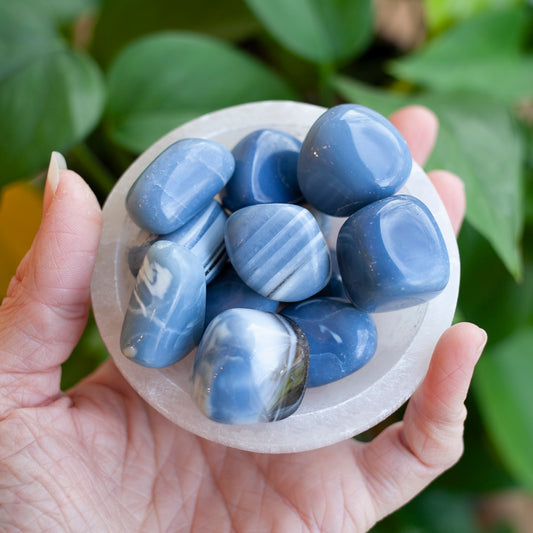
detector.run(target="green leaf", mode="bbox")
[474,328,533,490]
[0,2,105,185]
[20,0,99,23]
[244,0,373,64]
[105,31,296,154]
[332,78,524,279]
[390,7,533,104]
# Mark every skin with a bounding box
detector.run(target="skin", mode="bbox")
[0,106,486,533]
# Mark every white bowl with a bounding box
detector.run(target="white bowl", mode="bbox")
[91,100,460,453]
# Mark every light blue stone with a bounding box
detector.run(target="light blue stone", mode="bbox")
[128,200,227,283]
[225,203,331,302]
[220,129,302,212]
[337,195,450,312]
[281,297,377,387]
[205,264,278,326]
[191,308,309,424]
[318,253,350,300]
[120,241,206,368]
[298,104,412,217]
[126,138,235,234]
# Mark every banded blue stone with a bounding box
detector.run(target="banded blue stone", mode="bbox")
[220,128,302,212]
[282,297,377,387]
[191,308,309,424]
[298,104,412,217]
[126,138,235,234]
[205,264,278,326]
[128,200,227,283]
[337,195,450,312]
[120,241,206,368]
[225,203,331,302]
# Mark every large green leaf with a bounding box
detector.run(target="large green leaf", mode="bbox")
[104,32,296,153]
[0,2,105,185]
[244,0,373,64]
[333,77,524,279]
[474,329,533,490]
[390,7,533,104]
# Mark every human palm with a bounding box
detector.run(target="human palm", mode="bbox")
[0,106,486,533]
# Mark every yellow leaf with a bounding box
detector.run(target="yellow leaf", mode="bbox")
[0,182,43,300]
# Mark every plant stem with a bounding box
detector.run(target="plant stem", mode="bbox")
[318,62,336,107]
[70,143,116,196]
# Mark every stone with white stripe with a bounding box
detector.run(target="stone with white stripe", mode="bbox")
[120,241,206,368]
[224,203,331,302]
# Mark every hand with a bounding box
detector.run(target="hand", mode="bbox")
[0,106,487,533]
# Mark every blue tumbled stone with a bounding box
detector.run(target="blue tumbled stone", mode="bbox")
[126,138,235,234]
[220,129,302,212]
[205,264,278,326]
[337,195,450,312]
[281,297,377,387]
[225,203,331,302]
[128,200,227,283]
[298,104,412,217]
[120,241,206,368]
[191,308,309,424]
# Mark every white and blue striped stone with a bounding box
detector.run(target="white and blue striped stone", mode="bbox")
[224,204,331,302]
[128,200,227,283]
[191,308,309,424]
[120,241,206,368]
[126,138,235,234]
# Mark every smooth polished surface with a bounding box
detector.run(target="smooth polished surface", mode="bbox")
[298,104,412,217]
[120,241,206,368]
[205,264,278,326]
[282,297,377,387]
[220,128,302,212]
[337,195,450,312]
[126,138,234,234]
[225,203,331,302]
[191,309,309,424]
[128,200,227,283]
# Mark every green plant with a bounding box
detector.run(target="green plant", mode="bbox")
[1,0,532,529]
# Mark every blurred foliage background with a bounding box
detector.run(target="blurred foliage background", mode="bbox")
[0,0,532,530]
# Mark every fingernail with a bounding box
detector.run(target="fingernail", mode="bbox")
[43,152,67,213]
[475,327,488,359]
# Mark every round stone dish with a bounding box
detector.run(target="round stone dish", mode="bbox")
[91,100,460,454]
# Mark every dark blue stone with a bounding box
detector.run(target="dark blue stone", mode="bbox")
[225,203,331,302]
[128,200,227,283]
[337,195,450,312]
[205,264,278,326]
[281,297,377,387]
[297,104,412,217]
[126,138,235,234]
[120,241,206,368]
[220,129,302,212]
[191,308,309,424]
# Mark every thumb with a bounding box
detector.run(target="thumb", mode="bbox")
[0,152,103,415]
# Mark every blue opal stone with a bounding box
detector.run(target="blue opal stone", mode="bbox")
[191,308,309,424]
[120,241,206,368]
[126,138,235,234]
[220,129,302,212]
[205,264,278,326]
[225,203,331,302]
[281,297,377,387]
[128,200,227,283]
[319,253,349,300]
[297,104,412,217]
[337,195,450,312]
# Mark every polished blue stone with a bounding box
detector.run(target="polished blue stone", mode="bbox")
[128,200,227,283]
[281,297,377,387]
[297,104,412,217]
[191,308,309,424]
[225,203,331,302]
[126,138,235,234]
[120,241,206,368]
[337,195,450,312]
[205,264,278,326]
[318,253,349,300]
[220,129,302,212]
